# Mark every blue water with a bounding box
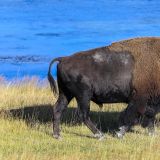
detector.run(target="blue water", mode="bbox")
[0,0,160,78]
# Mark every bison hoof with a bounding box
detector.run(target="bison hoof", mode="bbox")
[53,134,62,140]
[98,135,105,141]
[116,132,124,139]
[94,132,105,140]
[148,130,156,136]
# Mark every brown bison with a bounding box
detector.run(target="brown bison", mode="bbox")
[48,37,160,139]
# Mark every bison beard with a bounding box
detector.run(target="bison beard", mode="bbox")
[48,37,160,139]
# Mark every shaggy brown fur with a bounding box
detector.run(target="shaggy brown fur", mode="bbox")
[108,37,160,98]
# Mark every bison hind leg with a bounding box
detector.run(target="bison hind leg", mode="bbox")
[53,91,73,139]
[76,92,105,140]
[117,96,149,138]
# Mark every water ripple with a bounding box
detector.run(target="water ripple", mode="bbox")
[0,55,50,64]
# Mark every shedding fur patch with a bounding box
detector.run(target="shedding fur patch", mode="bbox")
[93,53,104,62]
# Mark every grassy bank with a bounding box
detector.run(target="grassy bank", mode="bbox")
[0,77,160,160]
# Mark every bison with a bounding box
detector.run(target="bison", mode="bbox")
[48,37,160,139]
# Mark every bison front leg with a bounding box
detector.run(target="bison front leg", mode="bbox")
[76,94,104,140]
[116,99,146,138]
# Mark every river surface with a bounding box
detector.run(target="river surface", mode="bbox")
[0,0,160,78]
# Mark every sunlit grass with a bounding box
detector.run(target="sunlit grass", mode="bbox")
[0,77,160,160]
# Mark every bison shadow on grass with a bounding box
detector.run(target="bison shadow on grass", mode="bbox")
[1,105,120,133]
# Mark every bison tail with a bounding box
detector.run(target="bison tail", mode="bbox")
[48,57,62,95]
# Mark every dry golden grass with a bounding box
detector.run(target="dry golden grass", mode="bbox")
[0,77,160,160]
